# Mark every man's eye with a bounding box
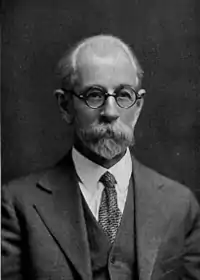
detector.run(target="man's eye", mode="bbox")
[88,91,103,99]
[118,90,132,99]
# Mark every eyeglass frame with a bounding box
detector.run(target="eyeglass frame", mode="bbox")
[61,84,146,109]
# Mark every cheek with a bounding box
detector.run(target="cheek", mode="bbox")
[73,100,100,128]
[120,107,138,128]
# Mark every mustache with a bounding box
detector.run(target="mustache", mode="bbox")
[77,121,133,142]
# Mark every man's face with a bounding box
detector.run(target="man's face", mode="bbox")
[71,47,143,159]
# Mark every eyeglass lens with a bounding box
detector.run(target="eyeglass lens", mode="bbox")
[85,87,136,108]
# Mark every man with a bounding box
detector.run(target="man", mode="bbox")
[2,35,200,280]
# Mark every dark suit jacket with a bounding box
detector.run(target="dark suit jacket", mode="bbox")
[2,154,200,280]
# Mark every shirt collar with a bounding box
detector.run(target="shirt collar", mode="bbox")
[72,147,132,193]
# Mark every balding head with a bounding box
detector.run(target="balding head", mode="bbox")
[57,35,144,90]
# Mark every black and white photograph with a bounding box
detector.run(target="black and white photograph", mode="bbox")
[1,0,200,279]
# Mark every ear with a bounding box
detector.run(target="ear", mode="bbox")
[54,89,75,124]
[131,89,145,128]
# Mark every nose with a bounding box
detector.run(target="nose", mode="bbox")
[100,96,120,123]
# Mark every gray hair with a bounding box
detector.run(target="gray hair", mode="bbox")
[57,34,144,90]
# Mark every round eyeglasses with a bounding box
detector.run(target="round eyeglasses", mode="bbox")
[62,85,145,109]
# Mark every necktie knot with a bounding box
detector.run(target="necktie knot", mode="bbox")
[99,171,117,188]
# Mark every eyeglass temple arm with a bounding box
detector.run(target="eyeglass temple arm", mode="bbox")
[55,88,84,99]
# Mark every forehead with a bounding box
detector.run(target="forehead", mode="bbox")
[76,44,138,89]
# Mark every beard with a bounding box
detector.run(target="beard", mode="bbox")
[75,121,134,160]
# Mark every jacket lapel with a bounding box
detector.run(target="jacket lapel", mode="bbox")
[33,153,92,280]
[133,158,168,280]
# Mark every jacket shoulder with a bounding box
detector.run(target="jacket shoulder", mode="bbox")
[134,157,195,200]
[2,169,51,203]
[134,158,200,225]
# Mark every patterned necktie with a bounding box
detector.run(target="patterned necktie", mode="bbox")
[98,171,122,243]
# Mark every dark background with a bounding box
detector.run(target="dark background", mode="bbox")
[2,0,200,202]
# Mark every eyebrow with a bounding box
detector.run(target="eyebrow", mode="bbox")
[81,84,135,90]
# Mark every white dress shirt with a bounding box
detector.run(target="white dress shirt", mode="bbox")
[72,147,132,220]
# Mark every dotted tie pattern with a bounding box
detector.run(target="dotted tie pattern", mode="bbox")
[98,171,122,244]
